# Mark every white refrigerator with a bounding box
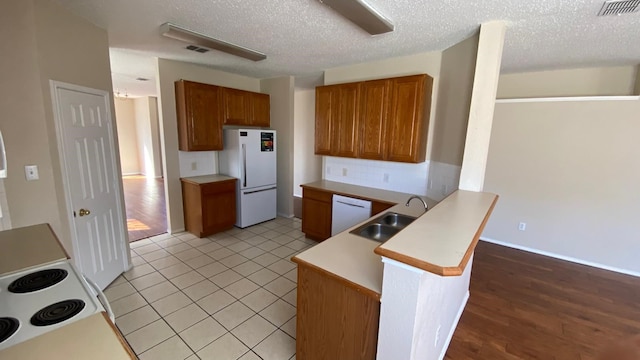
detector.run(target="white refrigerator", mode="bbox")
[219,129,277,228]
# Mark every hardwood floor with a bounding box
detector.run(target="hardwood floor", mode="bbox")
[445,241,640,359]
[122,175,167,242]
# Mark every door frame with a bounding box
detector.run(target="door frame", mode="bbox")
[49,80,131,275]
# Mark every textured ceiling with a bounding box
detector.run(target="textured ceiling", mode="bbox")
[52,0,640,97]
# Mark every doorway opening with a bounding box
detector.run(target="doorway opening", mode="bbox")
[122,175,167,242]
[113,96,167,242]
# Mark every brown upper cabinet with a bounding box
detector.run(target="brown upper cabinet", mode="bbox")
[176,80,271,151]
[314,83,361,157]
[222,88,271,127]
[175,80,224,151]
[315,74,433,163]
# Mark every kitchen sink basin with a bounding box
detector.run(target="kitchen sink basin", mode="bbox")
[350,212,417,242]
[379,213,416,228]
[356,223,400,242]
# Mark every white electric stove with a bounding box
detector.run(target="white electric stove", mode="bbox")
[0,260,112,350]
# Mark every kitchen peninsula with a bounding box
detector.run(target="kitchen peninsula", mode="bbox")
[292,183,498,360]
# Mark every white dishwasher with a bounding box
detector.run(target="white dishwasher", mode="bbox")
[331,194,372,236]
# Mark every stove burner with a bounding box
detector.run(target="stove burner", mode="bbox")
[0,317,19,343]
[8,269,68,293]
[30,299,85,327]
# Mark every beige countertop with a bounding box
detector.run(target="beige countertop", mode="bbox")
[0,224,68,276]
[181,174,237,184]
[375,190,498,276]
[292,198,429,300]
[293,183,498,299]
[0,313,135,360]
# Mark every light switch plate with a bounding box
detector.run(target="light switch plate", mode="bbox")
[25,165,39,181]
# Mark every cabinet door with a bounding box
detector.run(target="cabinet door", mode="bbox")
[315,85,338,155]
[333,83,361,158]
[359,79,390,160]
[201,180,237,235]
[250,92,270,127]
[176,80,223,151]
[387,75,429,163]
[301,197,332,241]
[223,88,252,125]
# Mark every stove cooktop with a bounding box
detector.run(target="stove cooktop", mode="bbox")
[0,261,103,350]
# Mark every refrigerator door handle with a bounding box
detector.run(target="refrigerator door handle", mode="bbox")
[243,187,277,195]
[242,144,247,187]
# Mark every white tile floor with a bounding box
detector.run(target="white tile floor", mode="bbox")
[105,217,313,360]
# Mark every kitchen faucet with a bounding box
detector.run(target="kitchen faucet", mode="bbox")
[406,195,428,211]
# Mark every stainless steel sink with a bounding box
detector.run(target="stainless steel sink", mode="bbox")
[356,223,400,242]
[379,213,416,228]
[350,212,416,242]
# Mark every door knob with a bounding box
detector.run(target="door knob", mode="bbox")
[78,208,91,216]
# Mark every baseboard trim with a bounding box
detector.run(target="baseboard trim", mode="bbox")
[438,290,470,360]
[480,237,640,278]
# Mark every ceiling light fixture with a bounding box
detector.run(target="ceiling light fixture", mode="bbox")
[318,0,394,35]
[160,22,266,61]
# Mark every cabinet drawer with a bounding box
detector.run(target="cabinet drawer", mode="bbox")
[201,179,236,195]
[303,187,333,203]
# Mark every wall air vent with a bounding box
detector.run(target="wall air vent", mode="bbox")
[597,0,640,16]
[186,45,210,53]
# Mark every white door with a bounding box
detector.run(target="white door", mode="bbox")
[51,81,129,290]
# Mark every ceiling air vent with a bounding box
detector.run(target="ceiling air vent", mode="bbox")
[598,0,640,16]
[186,45,210,53]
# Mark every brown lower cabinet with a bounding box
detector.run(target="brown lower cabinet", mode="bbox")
[301,187,332,241]
[295,262,380,360]
[181,179,237,238]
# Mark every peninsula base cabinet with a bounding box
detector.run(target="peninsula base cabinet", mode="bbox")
[295,262,380,360]
[181,179,237,238]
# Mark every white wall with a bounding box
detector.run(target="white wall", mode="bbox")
[156,59,261,232]
[134,97,163,178]
[261,76,295,218]
[293,89,322,197]
[114,98,140,175]
[483,98,640,275]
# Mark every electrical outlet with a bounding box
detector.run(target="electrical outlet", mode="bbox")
[383,173,389,183]
[342,168,347,176]
[191,162,197,171]
[435,325,441,346]
[518,222,527,231]
[25,165,39,181]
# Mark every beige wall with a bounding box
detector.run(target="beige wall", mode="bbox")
[261,76,295,217]
[635,67,640,95]
[134,97,163,178]
[430,33,478,166]
[293,89,322,197]
[114,98,140,175]
[156,59,261,232]
[0,0,120,257]
[497,66,638,98]
[484,99,640,274]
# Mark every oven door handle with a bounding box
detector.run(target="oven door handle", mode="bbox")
[83,274,115,323]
